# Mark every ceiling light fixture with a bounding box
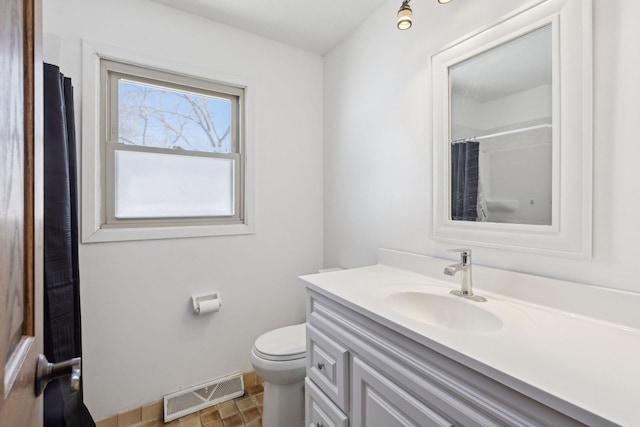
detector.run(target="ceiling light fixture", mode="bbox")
[397,0,452,30]
[397,0,412,30]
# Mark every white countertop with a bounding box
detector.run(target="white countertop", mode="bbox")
[300,249,640,426]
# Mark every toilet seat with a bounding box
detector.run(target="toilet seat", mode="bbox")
[253,323,306,362]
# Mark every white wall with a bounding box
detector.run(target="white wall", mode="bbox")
[44,0,323,420]
[323,0,640,294]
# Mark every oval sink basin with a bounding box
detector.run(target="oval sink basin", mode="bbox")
[384,291,503,333]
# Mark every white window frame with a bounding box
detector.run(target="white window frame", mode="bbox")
[81,40,254,242]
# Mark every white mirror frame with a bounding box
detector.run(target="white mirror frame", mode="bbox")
[431,0,592,258]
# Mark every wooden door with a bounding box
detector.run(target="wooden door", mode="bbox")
[0,0,43,426]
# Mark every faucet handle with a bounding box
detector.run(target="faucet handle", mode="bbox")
[447,248,472,264]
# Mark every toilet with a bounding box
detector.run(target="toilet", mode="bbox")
[251,323,306,427]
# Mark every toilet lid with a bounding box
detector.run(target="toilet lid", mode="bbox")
[254,323,306,362]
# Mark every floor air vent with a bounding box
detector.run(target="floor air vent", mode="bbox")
[163,372,244,422]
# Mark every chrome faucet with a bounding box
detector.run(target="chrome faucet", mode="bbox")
[444,249,486,302]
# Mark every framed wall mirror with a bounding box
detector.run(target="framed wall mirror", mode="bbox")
[431,0,592,257]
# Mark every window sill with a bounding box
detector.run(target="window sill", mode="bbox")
[81,223,254,243]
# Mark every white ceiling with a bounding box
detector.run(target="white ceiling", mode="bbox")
[152,0,389,54]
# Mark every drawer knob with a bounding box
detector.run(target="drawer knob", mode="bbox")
[317,362,325,370]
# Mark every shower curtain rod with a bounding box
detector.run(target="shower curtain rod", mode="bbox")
[452,123,552,144]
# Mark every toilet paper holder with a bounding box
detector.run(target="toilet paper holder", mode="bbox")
[191,292,222,315]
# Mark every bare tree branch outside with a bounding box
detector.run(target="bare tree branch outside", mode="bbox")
[118,80,232,154]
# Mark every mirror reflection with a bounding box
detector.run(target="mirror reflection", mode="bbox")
[449,24,552,225]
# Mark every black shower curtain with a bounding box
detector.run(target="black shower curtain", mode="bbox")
[451,140,480,221]
[43,63,95,427]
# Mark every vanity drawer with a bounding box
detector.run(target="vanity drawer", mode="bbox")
[307,324,349,411]
[306,377,349,427]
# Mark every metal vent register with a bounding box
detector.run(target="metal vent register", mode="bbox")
[163,373,244,421]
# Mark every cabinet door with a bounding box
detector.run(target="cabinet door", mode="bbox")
[352,357,453,427]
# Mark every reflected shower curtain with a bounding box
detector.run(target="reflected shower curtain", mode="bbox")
[43,63,95,427]
[451,140,480,221]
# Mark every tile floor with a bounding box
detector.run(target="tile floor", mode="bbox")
[96,372,264,427]
[149,384,263,427]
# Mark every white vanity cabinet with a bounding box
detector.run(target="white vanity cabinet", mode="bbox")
[304,289,588,427]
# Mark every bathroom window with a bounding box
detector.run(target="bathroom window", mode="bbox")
[83,57,251,242]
